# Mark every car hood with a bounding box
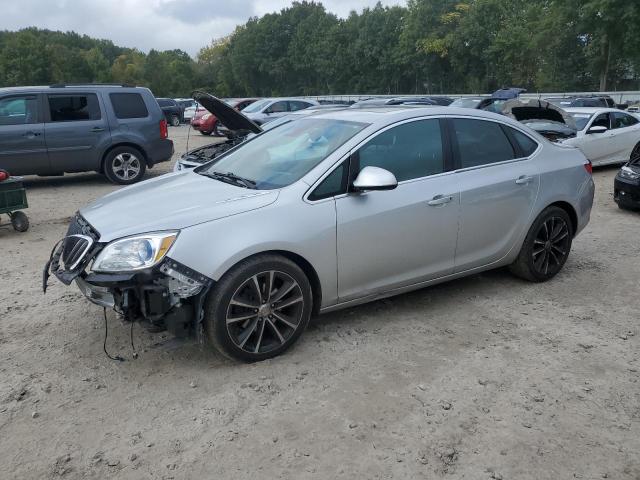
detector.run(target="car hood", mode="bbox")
[499,98,577,130]
[193,92,262,134]
[81,172,278,242]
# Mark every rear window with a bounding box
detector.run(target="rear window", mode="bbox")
[48,94,101,122]
[452,118,515,168]
[110,93,149,119]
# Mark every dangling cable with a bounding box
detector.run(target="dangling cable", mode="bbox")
[130,317,138,359]
[103,308,125,362]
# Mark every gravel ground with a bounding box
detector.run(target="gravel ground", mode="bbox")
[0,125,638,479]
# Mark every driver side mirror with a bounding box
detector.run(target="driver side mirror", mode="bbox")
[352,166,398,192]
[587,125,608,134]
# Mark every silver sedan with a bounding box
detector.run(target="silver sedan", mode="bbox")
[45,107,595,362]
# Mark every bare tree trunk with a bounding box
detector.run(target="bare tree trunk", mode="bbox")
[599,36,611,92]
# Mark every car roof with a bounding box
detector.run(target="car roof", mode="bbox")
[0,85,149,95]
[306,106,525,128]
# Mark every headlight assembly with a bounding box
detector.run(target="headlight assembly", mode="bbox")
[620,166,640,180]
[92,231,178,273]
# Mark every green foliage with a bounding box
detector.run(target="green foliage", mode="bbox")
[2,1,640,96]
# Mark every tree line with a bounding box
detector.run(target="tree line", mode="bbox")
[1,0,639,98]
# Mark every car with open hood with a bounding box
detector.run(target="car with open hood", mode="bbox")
[44,106,594,362]
[174,95,347,172]
[190,98,258,136]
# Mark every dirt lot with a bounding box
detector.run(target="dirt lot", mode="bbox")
[0,125,638,479]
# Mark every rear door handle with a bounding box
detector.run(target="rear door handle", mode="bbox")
[427,194,453,206]
[90,127,105,133]
[515,175,534,185]
[24,131,42,137]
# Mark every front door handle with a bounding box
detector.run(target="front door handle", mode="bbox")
[515,175,534,185]
[90,127,105,133]
[428,194,453,206]
[24,131,42,137]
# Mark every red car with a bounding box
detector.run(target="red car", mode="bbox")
[191,98,259,136]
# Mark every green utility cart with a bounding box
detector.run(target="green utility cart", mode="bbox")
[0,170,29,232]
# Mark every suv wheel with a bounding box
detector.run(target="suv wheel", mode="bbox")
[204,254,313,362]
[170,114,180,127]
[509,206,573,282]
[103,147,146,185]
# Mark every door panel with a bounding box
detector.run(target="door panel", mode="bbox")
[44,93,110,173]
[579,113,615,164]
[336,177,460,302]
[0,94,48,175]
[453,162,540,272]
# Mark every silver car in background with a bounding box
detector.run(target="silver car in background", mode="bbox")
[45,106,594,362]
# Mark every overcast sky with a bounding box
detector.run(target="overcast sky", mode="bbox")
[1,0,407,56]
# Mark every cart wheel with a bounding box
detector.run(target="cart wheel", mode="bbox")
[10,211,29,232]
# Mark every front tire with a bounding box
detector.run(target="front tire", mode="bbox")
[509,206,573,282]
[204,254,313,362]
[103,147,146,185]
[199,130,212,136]
[170,114,180,127]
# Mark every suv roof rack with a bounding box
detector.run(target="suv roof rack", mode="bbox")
[49,83,136,88]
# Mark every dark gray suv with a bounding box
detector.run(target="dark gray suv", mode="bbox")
[0,84,174,184]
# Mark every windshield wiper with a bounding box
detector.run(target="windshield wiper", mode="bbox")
[200,170,257,189]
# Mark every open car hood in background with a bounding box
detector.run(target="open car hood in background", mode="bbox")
[498,98,577,130]
[193,91,262,134]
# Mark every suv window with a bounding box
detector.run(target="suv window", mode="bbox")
[110,93,149,119]
[508,127,538,156]
[289,101,312,112]
[267,101,288,113]
[157,99,174,107]
[309,162,348,201]
[452,118,515,168]
[0,95,39,125]
[48,94,101,122]
[611,112,639,129]
[357,119,444,182]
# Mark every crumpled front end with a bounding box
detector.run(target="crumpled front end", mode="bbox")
[44,213,213,337]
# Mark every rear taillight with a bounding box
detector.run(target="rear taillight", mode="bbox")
[0,170,9,182]
[160,119,168,139]
[584,160,593,175]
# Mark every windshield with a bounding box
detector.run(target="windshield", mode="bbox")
[568,112,593,131]
[199,118,368,190]
[450,98,482,108]
[242,99,271,113]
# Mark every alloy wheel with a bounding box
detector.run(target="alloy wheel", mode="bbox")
[226,270,305,354]
[532,216,570,275]
[112,153,141,181]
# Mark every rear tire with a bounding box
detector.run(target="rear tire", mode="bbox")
[103,146,146,185]
[509,206,573,282]
[204,254,313,362]
[200,130,212,136]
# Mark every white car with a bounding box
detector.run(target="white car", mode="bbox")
[563,108,640,166]
[175,98,200,122]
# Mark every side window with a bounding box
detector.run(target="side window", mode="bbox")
[309,162,347,201]
[357,119,444,182]
[612,112,639,129]
[451,119,515,168]
[48,94,100,122]
[0,95,38,125]
[289,101,311,112]
[110,93,149,119]
[267,101,288,113]
[591,113,610,129]
[508,127,538,157]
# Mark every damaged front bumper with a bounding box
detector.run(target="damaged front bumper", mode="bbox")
[43,214,213,337]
